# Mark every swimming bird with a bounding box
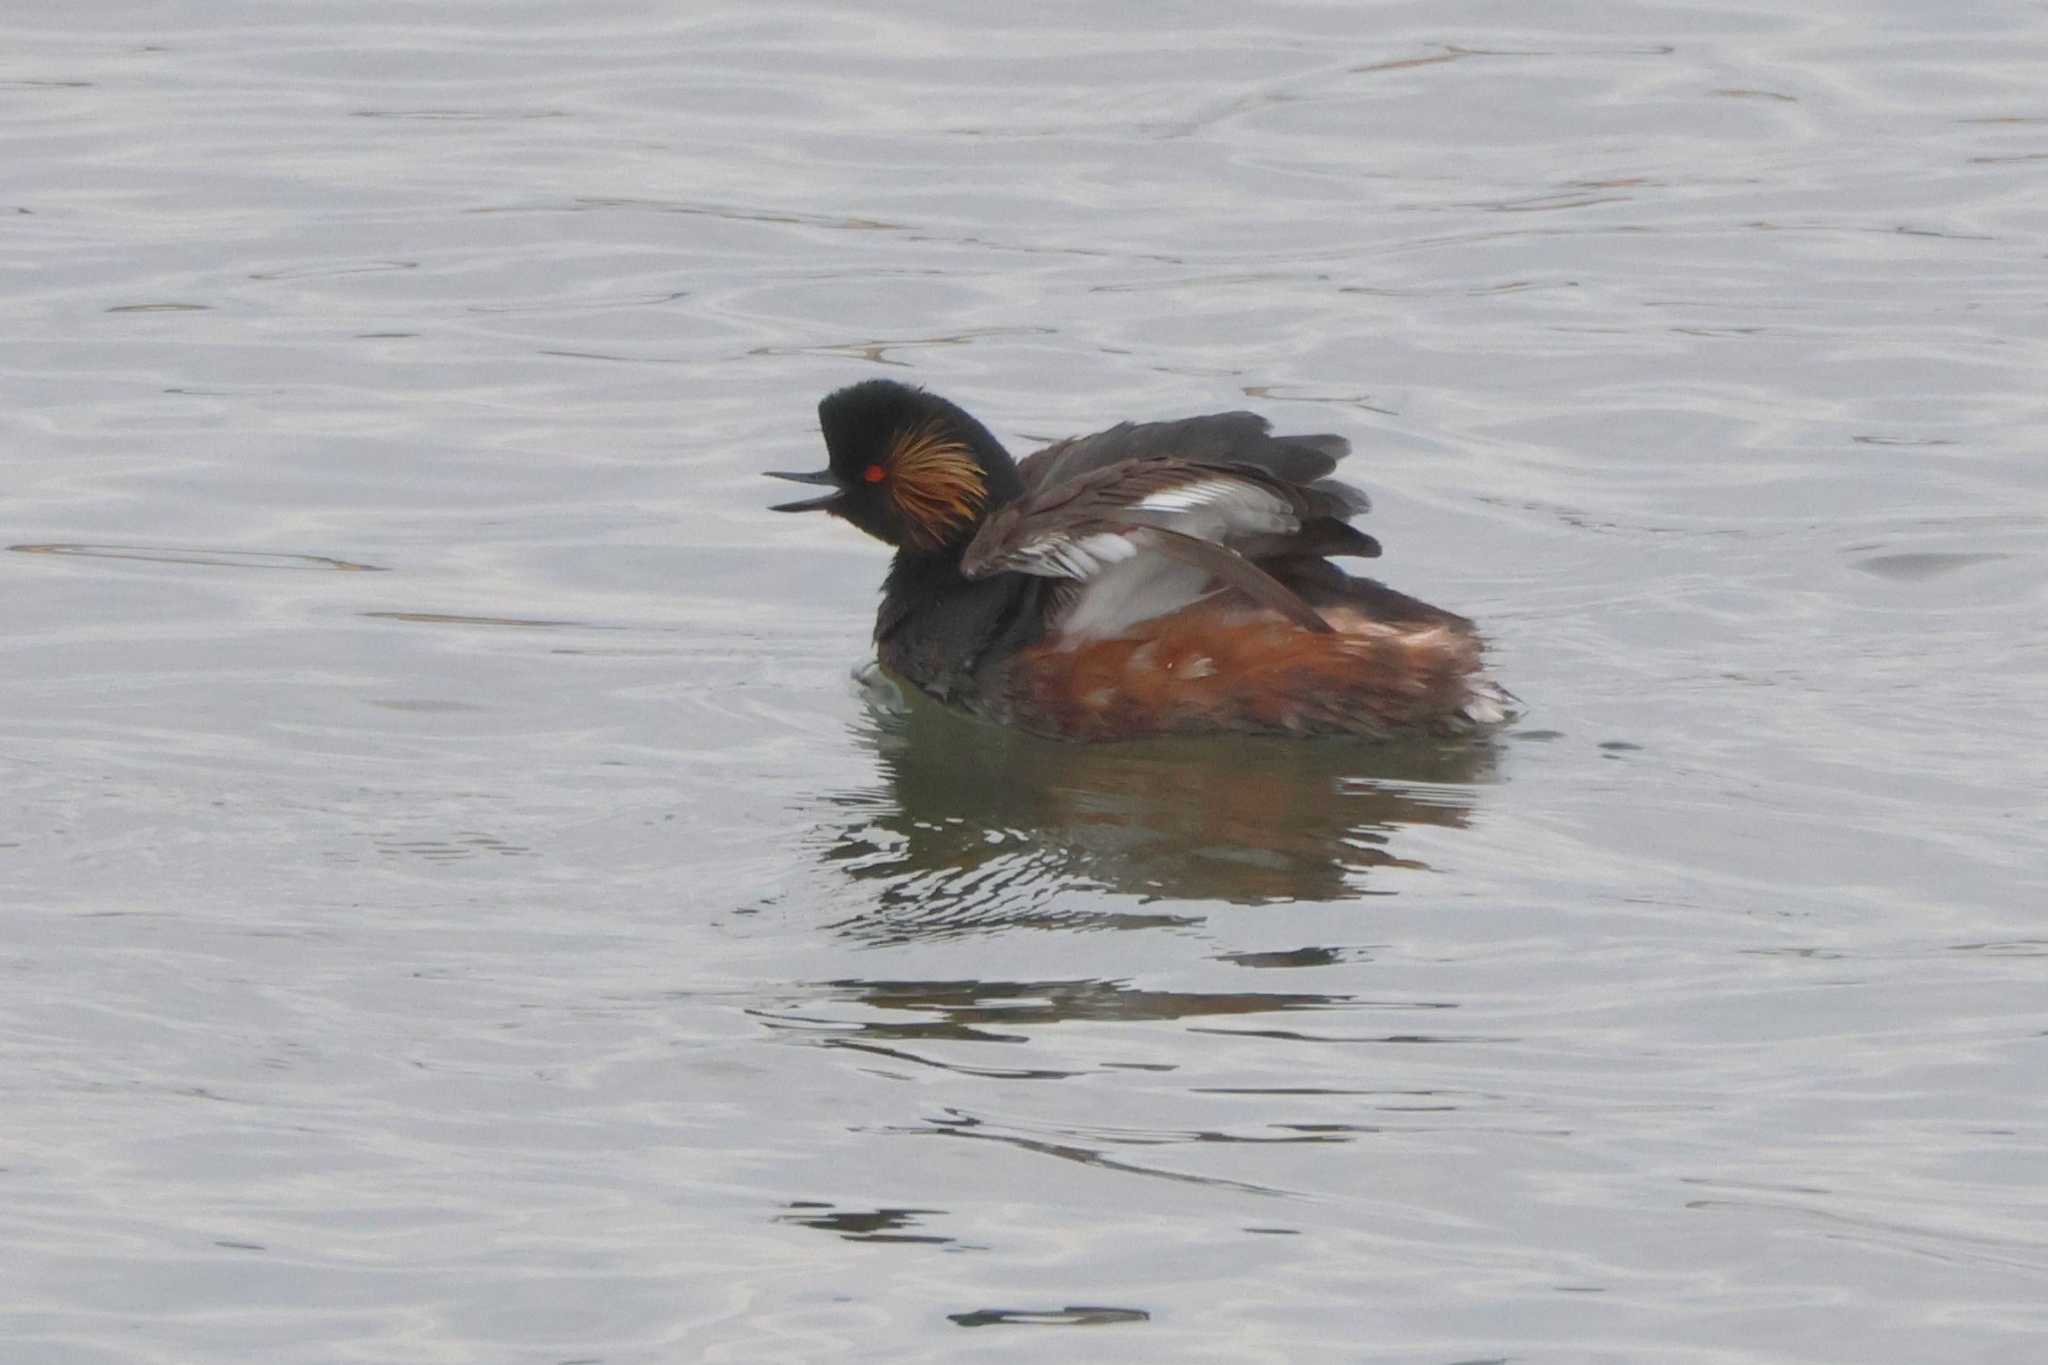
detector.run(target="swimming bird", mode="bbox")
[769,379,1507,741]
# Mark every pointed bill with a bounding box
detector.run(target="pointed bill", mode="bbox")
[766,467,845,513]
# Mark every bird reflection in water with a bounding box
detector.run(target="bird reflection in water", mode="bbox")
[804,665,1498,942]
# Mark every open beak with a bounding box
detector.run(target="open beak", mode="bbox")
[765,467,844,513]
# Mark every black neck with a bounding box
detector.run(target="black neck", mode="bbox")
[883,538,972,593]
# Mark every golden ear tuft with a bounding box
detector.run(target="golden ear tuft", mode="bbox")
[887,419,986,547]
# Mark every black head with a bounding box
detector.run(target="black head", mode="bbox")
[768,380,1023,552]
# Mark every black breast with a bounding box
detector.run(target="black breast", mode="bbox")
[875,552,1049,710]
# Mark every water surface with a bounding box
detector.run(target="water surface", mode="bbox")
[4,2,2046,1361]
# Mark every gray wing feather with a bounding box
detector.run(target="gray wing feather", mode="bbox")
[1018,413,1352,492]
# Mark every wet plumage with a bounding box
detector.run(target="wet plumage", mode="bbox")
[769,379,1508,741]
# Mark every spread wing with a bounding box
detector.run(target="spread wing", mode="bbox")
[1016,412,1351,491]
[960,460,1380,639]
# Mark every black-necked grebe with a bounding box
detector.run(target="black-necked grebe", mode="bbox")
[770,379,1506,741]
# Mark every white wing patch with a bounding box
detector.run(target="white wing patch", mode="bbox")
[1128,477,1297,541]
[1004,530,1141,579]
[1056,558,1215,642]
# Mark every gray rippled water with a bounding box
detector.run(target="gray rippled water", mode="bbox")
[4,2,2045,1362]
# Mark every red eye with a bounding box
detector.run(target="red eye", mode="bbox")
[862,463,886,484]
